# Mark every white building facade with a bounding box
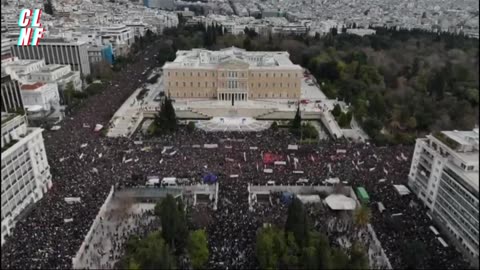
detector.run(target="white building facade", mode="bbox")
[1,113,52,245]
[20,82,60,112]
[408,129,479,265]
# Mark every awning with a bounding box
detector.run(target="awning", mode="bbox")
[393,185,411,196]
[297,195,321,204]
[324,194,356,210]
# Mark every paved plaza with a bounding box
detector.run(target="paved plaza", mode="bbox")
[73,200,156,270]
[195,117,272,132]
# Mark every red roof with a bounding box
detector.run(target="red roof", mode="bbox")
[21,82,45,90]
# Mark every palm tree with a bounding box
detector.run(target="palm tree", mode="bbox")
[353,205,371,240]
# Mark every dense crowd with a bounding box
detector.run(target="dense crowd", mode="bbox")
[0,41,471,270]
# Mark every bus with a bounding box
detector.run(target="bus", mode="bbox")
[356,187,370,204]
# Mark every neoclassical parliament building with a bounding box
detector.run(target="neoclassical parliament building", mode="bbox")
[163,47,303,101]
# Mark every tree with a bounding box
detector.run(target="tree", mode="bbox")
[243,37,253,51]
[188,230,209,269]
[174,199,188,254]
[330,248,349,269]
[187,121,196,133]
[154,97,177,134]
[314,233,333,269]
[348,242,369,269]
[353,205,371,240]
[256,226,282,270]
[290,106,302,133]
[281,232,300,268]
[270,121,278,131]
[301,246,318,269]
[406,116,417,130]
[44,0,54,15]
[123,231,176,270]
[285,197,310,248]
[157,195,179,247]
[332,103,342,117]
[63,81,75,105]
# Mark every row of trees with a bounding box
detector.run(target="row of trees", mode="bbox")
[121,195,209,269]
[256,197,370,269]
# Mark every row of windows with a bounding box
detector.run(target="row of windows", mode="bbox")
[169,81,298,89]
[435,197,479,248]
[438,186,479,231]
[434,210,479,257]
[2,166,34,193]
[168,71,299,78]
[171,92,298,98]
[440,176,479,217]
[1,145,28,171]
[172,81,216,88]
[442,169,478,206]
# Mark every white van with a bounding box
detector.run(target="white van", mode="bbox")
[296,178,309,184]
[161,177,177,186]
[146,176,160,186]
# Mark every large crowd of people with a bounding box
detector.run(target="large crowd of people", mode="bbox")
[0,40,471,270]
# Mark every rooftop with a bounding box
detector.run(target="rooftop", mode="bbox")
[163,47,301,70]
[21,82,46,90]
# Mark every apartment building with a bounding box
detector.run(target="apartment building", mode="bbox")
[11,39,91,75]
[1,74,24,113]
[98,25,134,57]
[1,113,52,245]
[408,129,479,265]
[163,47,302,101]
[20,82,60,112]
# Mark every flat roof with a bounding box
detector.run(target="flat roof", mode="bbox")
[163,47,302,70]
[21,82,45,90]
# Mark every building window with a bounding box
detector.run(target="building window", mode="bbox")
[205,82,208,87]
[175,72,178,76]
[198,72,200,76]
[259,73,261,78]
[176,82,178,86]
[266,73,269,77]
[198,82,200,87]
[288,73,290,77]
[183,82,186,87]
[273,83,276,87]
[190,72,193,76]
[190,82,193,87]
[168,72,170,76]
[183,72,185,76]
